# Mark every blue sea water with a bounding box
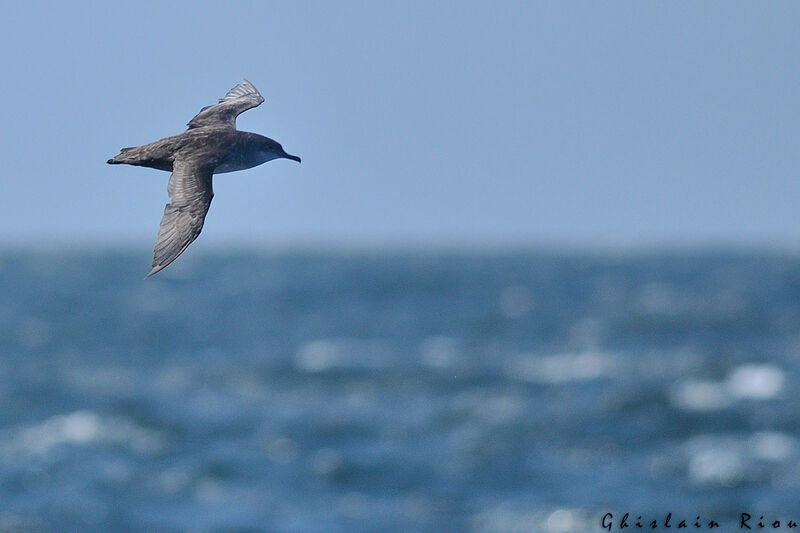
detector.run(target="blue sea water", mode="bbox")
[1,248,799,532]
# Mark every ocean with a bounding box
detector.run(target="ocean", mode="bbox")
[1,248,799,532]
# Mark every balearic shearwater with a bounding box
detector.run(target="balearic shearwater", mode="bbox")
[107,79,300,277]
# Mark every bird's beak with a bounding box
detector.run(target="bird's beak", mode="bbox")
[284,152,301,163]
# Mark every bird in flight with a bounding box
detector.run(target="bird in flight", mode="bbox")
[108,79,300,277]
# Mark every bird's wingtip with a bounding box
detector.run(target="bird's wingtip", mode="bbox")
[144,266,162,279]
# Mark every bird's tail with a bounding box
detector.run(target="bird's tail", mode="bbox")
[107,147,136,165]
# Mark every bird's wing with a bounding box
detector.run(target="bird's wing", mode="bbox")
[147,159,214,278]
[186,78,265,130]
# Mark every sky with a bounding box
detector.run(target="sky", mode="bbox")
[0,2,798,249]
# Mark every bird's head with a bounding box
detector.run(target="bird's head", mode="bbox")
[258,137,301,163]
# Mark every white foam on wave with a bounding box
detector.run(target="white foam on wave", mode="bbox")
[148,467,192,495]
[264,435,298,464]
[1,410,165,458]
[750,431,794,462]
[671,363,785,412]
[725,364,784,400]
[309,447,344,477]
[687,445,744,485]
[419,335,459,368]
[547,509,580,533]
[507,351,616,384]
[670,380,732,412]
[684,431,795,486]
[469,505,591,533]
[295,340,342,372]
[294,338,397,373]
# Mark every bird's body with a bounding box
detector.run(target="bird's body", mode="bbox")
[107,79,300,277]
[110,129,288,174]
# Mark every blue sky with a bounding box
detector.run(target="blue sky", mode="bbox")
[0,2,798,248]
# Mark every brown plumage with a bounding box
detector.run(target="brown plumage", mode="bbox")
[107,79,301,278]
